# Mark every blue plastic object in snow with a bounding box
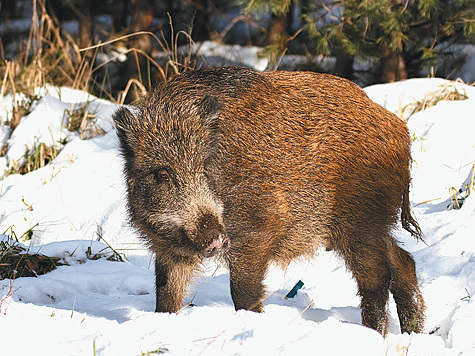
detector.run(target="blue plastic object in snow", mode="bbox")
[285,280,304,299]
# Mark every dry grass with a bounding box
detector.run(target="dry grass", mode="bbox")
[7,140,60,176]
[65,103,105,140]
[1,1,199,179]
[0,2,193,105]
[3,101,106,177]
[447,164,475,210]
[402,80,469,120]
[108,16,198,104]
[0,0,101,171]
[0,226,126,282]
[139,348,169,355]
[1,0,91,97]
[85,229,126,263]
[0,236,63,280]
[1,2,198,107]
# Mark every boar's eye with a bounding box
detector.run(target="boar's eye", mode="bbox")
[154,168,172,186]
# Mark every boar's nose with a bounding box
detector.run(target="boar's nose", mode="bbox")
[198,214,229,258]
[202,233,229,258]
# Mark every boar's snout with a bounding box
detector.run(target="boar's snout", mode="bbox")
[197,214,229,258]
[202,233,229,258]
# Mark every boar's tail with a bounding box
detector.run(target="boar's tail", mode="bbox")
[401,185,423,240]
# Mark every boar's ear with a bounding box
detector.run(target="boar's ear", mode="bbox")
[199,95,221,132]
[113,106,139,157]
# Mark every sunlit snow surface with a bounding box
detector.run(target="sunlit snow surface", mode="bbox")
[1,76,474,355]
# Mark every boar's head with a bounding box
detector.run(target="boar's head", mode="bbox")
[113,88,228,259]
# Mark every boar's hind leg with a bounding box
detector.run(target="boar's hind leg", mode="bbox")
[388,241,425,334]
[227,244,269,313]
[339,232,392,335]
[154,257,196,313]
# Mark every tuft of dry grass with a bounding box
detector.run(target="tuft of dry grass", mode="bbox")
[0,143,7,157]
[7,140,60,176]
[1,0,91,97]
[65,103,105,140]
[8,94,40,131]
[447,164,475,210]
[0,225,127,282]
[86,229,126,263]
[105,15,198,104]
[0,236,63,280]
[402,80,469,120]
[3,101,106,177]
[139,348,169,355]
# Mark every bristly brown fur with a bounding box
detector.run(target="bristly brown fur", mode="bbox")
[113,66,425,335]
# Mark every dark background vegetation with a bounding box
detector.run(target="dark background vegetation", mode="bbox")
[0,0,474,103]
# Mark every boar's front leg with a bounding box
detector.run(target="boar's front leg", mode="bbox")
[154,256,196,313]
[227,242,270,313]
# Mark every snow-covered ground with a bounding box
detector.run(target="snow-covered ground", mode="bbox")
[0,75,474,355]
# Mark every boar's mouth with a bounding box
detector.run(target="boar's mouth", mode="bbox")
[200,232,229,258]
[178,222,229,259]
[144,211,229,258]
[194,213,229,258]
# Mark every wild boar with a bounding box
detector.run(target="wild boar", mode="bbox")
[113,66,425,335]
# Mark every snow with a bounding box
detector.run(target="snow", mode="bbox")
[1,75,474,355]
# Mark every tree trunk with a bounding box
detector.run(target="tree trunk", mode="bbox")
[113,0,128,33]
[334,48,354,80]
[0,0,15,20]
[266,3,294,50]
[381,45,407,83]
[192,0,210,42]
